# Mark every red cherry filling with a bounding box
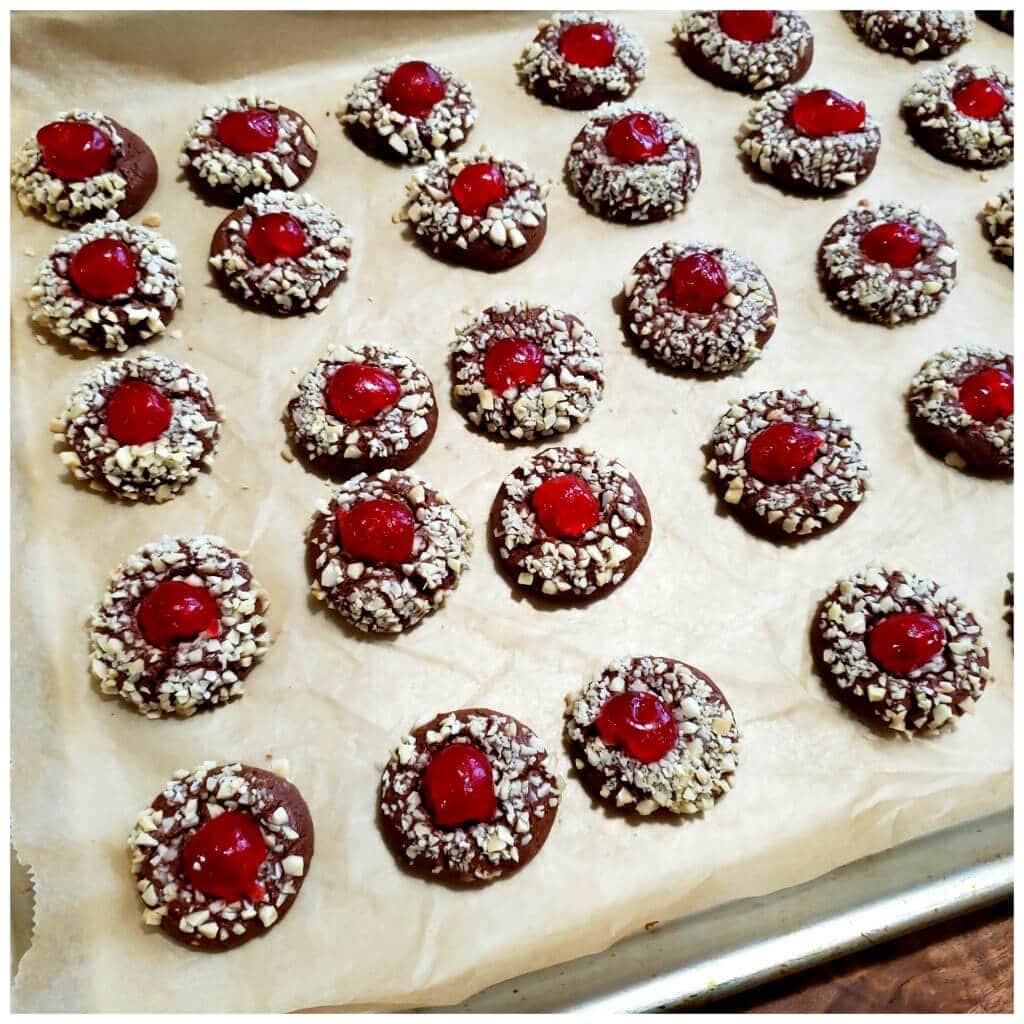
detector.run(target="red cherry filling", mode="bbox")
[953,78,1007,120]
[532,474,600,539]
[604,113,667,164]
[790,89,866,137]
[597,691,678,763]
[36,120,113,181]
[451,162,507,218]
[216,108,279,155]
[421,743,497,827]
[105,380,173,445]
[183,810,267,902]
[959,367,1014,422]
[747,422,823,483]
[868,612,945,676]
[860,221,922,268]
[336,498,415,563]
[137,580,221,649]
[483,338,545,394]
[559,21,616,68]
[666,252,729,313]
[326,363,401,423]
[69,238,137,300]
[246,212,307,264]
[718,10,776,43]
[383,60,447,118]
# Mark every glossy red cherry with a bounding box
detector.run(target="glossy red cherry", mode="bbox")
[421,743,497,827]
[559,21,617,68]
[790,88,866,137]
[604,113,668,164]
[483,338,545,394]
[105,381,173,445]
[383,60,447,118]
[953,78,1006,120]
[747,421,823,483]
[532,474,601,539]
[216,108,279,154]
[137,580,221,649]
[959,367,1014,422]
[868,612,945,676]
[326,363,401,423]
[69,238,137,300]
[183,810,267,902]
[666,252,729,313]
[36,120,113,181]
[860,221,922,268]
[336,498,416,563]
[451,162,507,217]
[597,691,679,763]
[718,10,776,43]
[246,212,307,264]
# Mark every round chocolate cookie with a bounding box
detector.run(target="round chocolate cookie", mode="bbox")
[623,241,778,374]
[978,10,1013,34]
[54,351,221,503]
[339,57,476,163]
[739,83,881,193]
[307,469,473,634]
[90,535,271,718]
[209,190,351,315]
[180,95,318,205]
[843,10,974,60]
[29,214,183,353]
[11,109,157,227]
[379,708,561,884]
[399,150,548,271]
[129,761,313,951]
[517,11,648,110]
[983,188,1014,265]
[812,563,991,734]
[564,656,739,816]
[566,102,701,224]
[673,10,814,92]
[287,343,437,478]
[818,200,958,325]
[902,62,1014,168]
[490,445,652,602]
[706,387,870,541]
[450,300,605,442]
[907,345,1014,476]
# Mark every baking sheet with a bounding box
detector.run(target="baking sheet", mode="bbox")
[10,10,1013,1014]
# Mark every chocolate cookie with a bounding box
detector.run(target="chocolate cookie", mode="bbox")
[739,84,881,193]
[398,149,548,271]
[29,214,183,353]
[11,109,157,226]
[706,387,870,541]
[983,188,1014,265]
[339,58,476,163]
[129,761,313,951]
[54,351,221,503]
[902,62,1014,167]
[564,656,739,816]
[843,10,975,60]
[287,343,437,479]
[490,445,652,602]
[379,708,561,884]
[209,190,351,315]
[517,11,648,110]
[566,102,701,223]
[818,200,958,325]
[307,469,473,634]
[623,241,778,374]
[978,10,1013,34]
[450,300,605,442]
[812,563,991,734]
[180,96,318,205]
[90,535,271,718]
[907,345,1014,476]
[673,10,814,92]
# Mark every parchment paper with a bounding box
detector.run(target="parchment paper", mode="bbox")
[11,10,1013,1013]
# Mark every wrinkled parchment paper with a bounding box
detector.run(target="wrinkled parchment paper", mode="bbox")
[11,10,1013,1013]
